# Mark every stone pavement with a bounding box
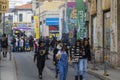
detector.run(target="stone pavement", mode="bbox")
[0,53,17,80]
[87,63,120,80]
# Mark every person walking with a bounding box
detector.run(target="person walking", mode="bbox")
[19,38,24,52]
[15,37,20,52]
[79,38,91,80]
[53,40,62,78]
[11,36,16,52]
[34,41,47,79]
[1,34,8,58]
[71,40,83,80]
[34,39,38,54]
[29,36,34,51]
[56,44,68,80]
[44,36,50,59]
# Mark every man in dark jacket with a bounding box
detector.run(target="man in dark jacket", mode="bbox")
[29,36,34,51]
[34,41,47,79]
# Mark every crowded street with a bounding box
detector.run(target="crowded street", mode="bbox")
[0,0,120,80]
[14,52,101,80]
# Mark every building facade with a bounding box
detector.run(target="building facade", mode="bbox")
[89,0,120,68]
[12,3,34,36]
[32,0,65,39]
[0,13,2,23]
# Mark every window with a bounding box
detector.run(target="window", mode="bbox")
[31,16,34,23]
[19,14,23,22]
[36,2,39,8]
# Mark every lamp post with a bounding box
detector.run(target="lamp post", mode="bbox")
[8,14,13,36]
[2,13,5,34]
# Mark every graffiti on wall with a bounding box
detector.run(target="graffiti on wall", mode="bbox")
[104,12,110,50]
[77,10,86,39]
[93,17,97,48]
[97,27,102,48]
[111,23,117,52]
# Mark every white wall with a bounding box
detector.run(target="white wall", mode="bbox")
[41,10,61,37]
[13,10,33,23]
[59,5,66,40]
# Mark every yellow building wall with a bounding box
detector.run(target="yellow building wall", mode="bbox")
[40,1,65,12]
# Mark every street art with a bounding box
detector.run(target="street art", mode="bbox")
[97,27,102,48]
[66,1,87,40]
[111,23,117,52]
[66,2,77,39]
[77,10,86,39]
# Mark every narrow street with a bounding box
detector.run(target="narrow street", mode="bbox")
[14,52,101,80]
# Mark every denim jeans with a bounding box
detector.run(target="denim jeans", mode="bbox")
[79,59,88,80]
[74,63,79,76]
[59,64,68,80]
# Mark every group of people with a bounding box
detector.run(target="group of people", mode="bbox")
[0,33,91,80]
[34,36,91,80]
[11,35,34,52]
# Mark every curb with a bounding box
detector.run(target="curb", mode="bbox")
[87,69,111,80]
[12,53,18,80]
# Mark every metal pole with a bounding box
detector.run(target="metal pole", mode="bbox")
[3,13,5,34]
[39,0,40,37]
[103,47,109,76]
[91,47,98,70]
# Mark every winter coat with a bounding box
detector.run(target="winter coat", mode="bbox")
[1,37,8,48]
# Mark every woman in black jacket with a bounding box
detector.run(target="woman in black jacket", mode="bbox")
[34,41,47,79]
[71,40,83,80]
[1,34,8,58]
[79,38,91,80]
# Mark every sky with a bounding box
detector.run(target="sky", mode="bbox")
[21,0,32,3]
[9,0,32,8]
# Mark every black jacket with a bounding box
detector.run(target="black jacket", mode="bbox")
[53,47,59,65]
[34,46,47,64]
[1,38,8,48]
[83,44,91,61]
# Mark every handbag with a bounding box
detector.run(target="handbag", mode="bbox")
[72,57,79,63]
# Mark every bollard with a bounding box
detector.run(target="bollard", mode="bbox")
[103,48,109,76]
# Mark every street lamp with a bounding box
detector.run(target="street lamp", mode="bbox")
[8,14,13,36]
[2,13,5,34]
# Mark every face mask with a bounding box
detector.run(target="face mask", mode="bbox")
[57,45,62,50]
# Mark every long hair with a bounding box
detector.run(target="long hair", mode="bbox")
[61,44,68,54]
[74,40,82,47]
[83,37,90,47]
[74,40,82,54]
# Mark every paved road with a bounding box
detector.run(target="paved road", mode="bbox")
[14,52,101,80]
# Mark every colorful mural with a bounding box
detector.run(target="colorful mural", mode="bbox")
[76,0,86,39]
[66,2,77,39]
[65,1,87,40]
